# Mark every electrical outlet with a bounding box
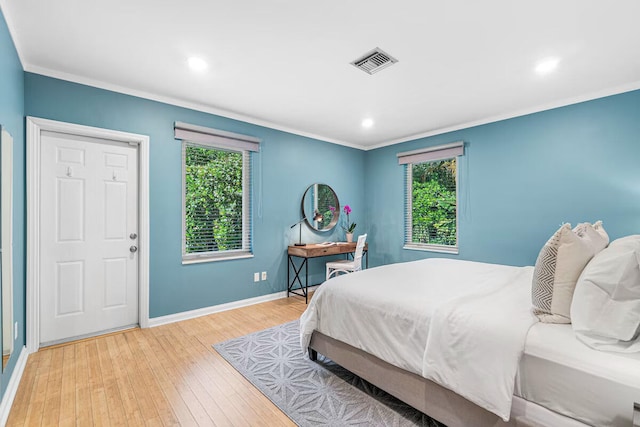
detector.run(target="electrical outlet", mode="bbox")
[254,272,260,282]
[261,271,267,281]
[14,322,18,339]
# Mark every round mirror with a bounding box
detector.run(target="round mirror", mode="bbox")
[301,184,339,232]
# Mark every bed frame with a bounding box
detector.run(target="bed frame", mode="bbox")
[309,330,587,427]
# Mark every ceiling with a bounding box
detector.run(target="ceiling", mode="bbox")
[2,1,640,150]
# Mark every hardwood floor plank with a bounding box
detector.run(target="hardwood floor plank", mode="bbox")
[142,327,214,426]
[106,334,159,425]
[86,341,111,427]
[5,352,41,427]
[144,418,165,427]
[74,341,95,426]
[153,330,233,427]
[131,329,202,426]
[22,348,53,426]
[95,337,129,425]
[58,345,77,427]
[6,295,310,426]
[119,332,180,426]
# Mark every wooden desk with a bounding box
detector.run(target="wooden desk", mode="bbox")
[287,242,368,303]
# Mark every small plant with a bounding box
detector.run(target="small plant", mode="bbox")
[342,205,356,233]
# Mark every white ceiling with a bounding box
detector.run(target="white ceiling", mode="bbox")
[2,0,640,149]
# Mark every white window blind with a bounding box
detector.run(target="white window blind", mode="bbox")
[176,123,259,262]
[400,142,463,254]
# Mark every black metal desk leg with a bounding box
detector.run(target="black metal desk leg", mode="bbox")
[287,256,310,303]
[305,258,309,304]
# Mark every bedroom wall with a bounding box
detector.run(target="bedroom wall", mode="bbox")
[25,73,365,318]
[364,89,640,267]
[0,6,26,398]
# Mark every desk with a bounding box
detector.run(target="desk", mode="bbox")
[287,242,368,303]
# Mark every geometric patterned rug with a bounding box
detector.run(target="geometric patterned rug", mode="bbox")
[213,320,446,426]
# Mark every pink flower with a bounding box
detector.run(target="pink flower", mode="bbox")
[329,206,336,212]
[342,204,356,233]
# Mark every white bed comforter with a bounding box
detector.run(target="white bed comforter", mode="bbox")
[300,258,537,421]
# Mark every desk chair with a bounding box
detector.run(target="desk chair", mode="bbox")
[326,234,367,280]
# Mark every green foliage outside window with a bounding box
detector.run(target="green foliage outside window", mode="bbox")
[317,184,336,229]
[411,159,457,246]
[184,146,243,253]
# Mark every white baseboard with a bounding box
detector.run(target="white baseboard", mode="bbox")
[148,291,289,327]
[0,346,28,427]
[306,284,321,293]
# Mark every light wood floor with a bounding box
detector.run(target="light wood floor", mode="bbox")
[7,295,311,426]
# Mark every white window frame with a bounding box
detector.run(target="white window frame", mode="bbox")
[176,122,259,264]
[399,141,463,255]
[182,143,252,263]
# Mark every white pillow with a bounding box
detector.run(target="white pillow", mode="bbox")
[531,222,609,323]
[571,235,640,352]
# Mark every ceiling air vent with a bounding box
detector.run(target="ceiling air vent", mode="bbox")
[351,47,398,75]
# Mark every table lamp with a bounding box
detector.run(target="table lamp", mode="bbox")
[290,210,323,246]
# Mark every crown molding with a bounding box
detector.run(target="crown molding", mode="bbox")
[22,64,368,151]
[365,80,640,151]
[17,65,640,153]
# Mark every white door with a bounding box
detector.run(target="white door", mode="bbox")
[39,131,139,345]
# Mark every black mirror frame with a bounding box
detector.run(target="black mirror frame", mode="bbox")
[300,184,340,232]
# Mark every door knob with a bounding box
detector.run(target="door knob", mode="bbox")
[130,233,138,240]
[130,245,138,253]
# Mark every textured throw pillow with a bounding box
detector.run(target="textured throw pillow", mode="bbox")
[571,235,640,352]
[531,222,609,323]
[573,220,609,253]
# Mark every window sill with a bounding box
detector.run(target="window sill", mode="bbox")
[403,244,459,255]
[182,253,254,265]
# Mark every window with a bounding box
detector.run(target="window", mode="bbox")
[175,122,260,262]
[398,142,464,254]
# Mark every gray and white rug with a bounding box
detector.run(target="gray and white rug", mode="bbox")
[213,320,445,426]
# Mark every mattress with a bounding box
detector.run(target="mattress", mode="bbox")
[301,258,532,376]
[515,323,640,427]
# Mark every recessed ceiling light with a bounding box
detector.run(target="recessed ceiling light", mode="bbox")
[535,58,560,75]
[188,56,207,72]
[362,118,374,128]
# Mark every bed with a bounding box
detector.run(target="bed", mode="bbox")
[299,258,640,427]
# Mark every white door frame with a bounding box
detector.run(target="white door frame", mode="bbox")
[26,116,150,353]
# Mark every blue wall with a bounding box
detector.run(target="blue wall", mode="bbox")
[22,73,640,319]
[24,73,366,318]
[0,6,25,398]
[364,89,640,267]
